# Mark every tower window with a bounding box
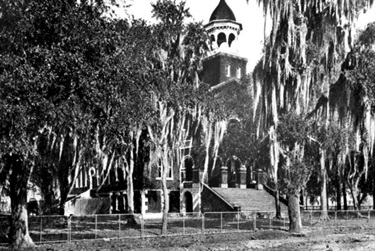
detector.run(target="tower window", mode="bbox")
[236,67,241,79]
[210,35,215,42]
[226,65,231,77]
[217,32,227,47]
[229,33,235,47]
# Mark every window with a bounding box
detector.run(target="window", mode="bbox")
[236,67,241,79]
[156,160,173,180]
[180,139,192,149]
[184,157,194,182]
[225,64,231,77]
[228,33,235,47]
[210,34,215,42]
[217,32,226,47]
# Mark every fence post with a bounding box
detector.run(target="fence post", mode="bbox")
[220,212,222,233]
[183,215,185,235]
[201,213,205,235]
[39,217,42,244]
[237,211,240,231]
[95,215,97,240]
[68,216,71,243]
[141,215,144,239]
[253,213,256,230]
[269,215,271,230]
[67,216,69,243]
[335,211,337,226]
[368,209,370,225]
[369,210,371,222]
[118,214,121,239]
[166,214,168,236]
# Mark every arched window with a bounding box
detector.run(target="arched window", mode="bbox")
[228,33,235,47]
[210,34,215,42]
[183,156,194,182]
[217,32,226,47]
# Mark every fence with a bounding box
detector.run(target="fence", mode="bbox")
[304,205,373,211]
[1,209,375,246]
[301,209,375,228]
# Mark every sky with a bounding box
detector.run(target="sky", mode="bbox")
[120,0,375,73]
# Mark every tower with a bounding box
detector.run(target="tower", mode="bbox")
[203,0,247,87]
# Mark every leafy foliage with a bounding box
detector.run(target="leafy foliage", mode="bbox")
[276,113,315,193]
[0,0,165,246]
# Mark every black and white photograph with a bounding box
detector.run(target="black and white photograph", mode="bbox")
[1,0,375,250]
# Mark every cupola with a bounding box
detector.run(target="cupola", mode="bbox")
[209,0,236,22]
[202,0,247,87]
[204,0,242,53]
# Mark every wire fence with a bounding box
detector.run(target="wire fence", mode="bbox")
[1,209,375,245]
[302,209,375,228]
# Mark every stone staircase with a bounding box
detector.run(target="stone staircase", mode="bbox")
[211,187,288,212]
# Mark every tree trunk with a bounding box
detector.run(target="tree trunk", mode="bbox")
[288,191,303,233]
[351,183,359,210]
[336,169,341,211]
[40,165,54,214]
[320,173,328,218]
[161,147,170,236]
[343,181,348,210]
[358,193,367,210]
[127,146,135,213]
[275,184,281,219]
[320,149,329,220]
[201,122,212,184]
[349,170,365,212]
[8,155,35,248]
[57,133,73,216]
[161,173,169,236]
[350,185,364,217]
[58,188,68,216]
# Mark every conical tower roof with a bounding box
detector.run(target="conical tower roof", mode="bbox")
[209,0,236,22]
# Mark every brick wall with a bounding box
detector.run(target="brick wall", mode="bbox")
[203,52,247,86]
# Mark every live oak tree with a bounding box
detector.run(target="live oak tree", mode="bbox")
[302,21,375,221]
[0,0,140,247]
[251,0,374,233]
[0,1,57,247]
[327,21,375,212]
[307,121,350,219]
[305,21,375,215]
[20,0,131,216]
[276,113,316,232]
[0,0,210,245]
[148,0,210,235]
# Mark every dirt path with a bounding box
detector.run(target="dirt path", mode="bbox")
[5,228,375,250]
[192,234,375,251]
